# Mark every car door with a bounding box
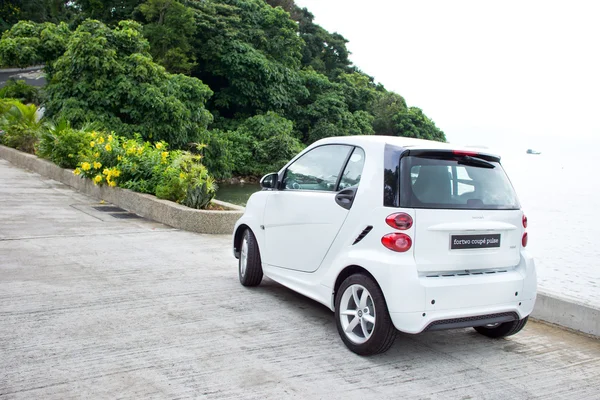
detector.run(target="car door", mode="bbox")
[263,145,365,272]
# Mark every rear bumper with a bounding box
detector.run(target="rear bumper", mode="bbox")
[381,252,537,334]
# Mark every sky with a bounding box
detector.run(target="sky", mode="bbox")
[294,0,600,151]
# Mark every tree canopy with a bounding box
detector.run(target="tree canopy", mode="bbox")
[0,0,446,177]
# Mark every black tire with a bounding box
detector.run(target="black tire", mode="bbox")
[334,274,396,356]
[238,229,263,287]
[474,316,529,338]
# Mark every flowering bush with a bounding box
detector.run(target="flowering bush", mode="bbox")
[156,151,216,209]
[74,131,216,209]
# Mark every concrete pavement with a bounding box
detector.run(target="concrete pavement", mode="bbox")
[1,158,600,399]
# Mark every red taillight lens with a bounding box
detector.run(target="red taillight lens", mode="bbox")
[522,214,528,228]
[385,213,413,230]
[522,232,528,247]
[381,233,412,252]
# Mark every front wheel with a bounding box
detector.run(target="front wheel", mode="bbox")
[474,316,529,338]
[238,229,263,287]
[335,274,396,355]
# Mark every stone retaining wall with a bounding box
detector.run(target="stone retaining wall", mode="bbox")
[0,145,244,234]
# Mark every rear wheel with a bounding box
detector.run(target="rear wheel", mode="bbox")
[238,229,263,287]
[335,274,396,355]
[474,316,529,338]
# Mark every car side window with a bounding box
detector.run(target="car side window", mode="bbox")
[338,147,365,190]
[283,145,352,191]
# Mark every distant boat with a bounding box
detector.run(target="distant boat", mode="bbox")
[526,149,541,155]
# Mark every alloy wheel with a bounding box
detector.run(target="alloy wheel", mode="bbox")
[339,284,376,344]
[240,237,248,277]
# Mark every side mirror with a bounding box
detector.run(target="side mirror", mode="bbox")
[260,172,279,190]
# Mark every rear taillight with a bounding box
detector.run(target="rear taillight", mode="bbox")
[522,212,528,247]
[381,233,412,252]
[385,213,413,230]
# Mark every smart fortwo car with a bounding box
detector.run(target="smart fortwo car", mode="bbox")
[232,136,537,355]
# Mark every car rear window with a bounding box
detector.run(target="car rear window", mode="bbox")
[399,154,520,210]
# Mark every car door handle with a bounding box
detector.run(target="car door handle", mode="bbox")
[335,187,357,210]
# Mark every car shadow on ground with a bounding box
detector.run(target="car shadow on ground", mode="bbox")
[251,276,522,361]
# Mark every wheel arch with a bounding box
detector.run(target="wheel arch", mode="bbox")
[332,265,380,310]
[233,224,250,259]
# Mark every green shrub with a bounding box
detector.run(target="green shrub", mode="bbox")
[116,138,173,194]
[232,112,304,176]
[0,124,38,153]
[0,99,41,153]
[73,131,216,209]
[156,152,216,208]
[198,112,304,179]
[37,121,93,168]
[0,79,41,104]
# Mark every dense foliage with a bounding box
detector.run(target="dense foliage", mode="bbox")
[0,78,41,104]
[0,0,446,179]
[1,19,213,147]
[0,99,216,209]
[0,98,41,152]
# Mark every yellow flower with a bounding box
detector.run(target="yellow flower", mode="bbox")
[103,168,110,175]
[73,168,81,175]
[93,175,103,184]
[117,155,123,161]
[93,161,102,169]
[179,172,186,179]
[94,152,100,158]
[108,180,116,187]
[137,147,143,156]
[98,137,105,144]
[91,131,97,138]
[112,169,121,177]
[126,146,135,155]
[90,141,96,147]
[81,162,91,171]
[107,134,113,142]
[105,143,112,152]
[155,142,164,150]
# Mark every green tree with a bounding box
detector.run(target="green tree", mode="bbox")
[294,7,353,78]
[199,112,304,177]
[0,19,214,147]
[0,1,74,30]
[290,69,373,144]
[73,0,143,24]
[137,0,196,73]
[0,20,70,69]
[337,71,379,112]
[392,107,446,142]
[370,91,408,135]
[184,0,306,119]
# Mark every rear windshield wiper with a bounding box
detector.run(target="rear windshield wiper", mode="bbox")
[456,155,495,169]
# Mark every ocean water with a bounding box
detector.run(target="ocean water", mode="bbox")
[498,144,600,307]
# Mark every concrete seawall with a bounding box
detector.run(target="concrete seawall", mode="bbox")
[0,145,244,234]
[1,144,598,338]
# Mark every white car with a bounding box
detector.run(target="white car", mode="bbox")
[233,136,536,355]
